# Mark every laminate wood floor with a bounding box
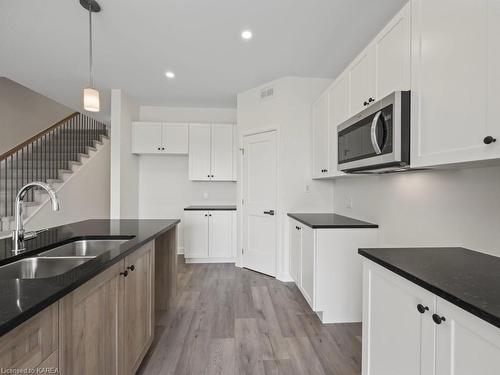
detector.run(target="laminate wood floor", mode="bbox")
[138,259,362,375]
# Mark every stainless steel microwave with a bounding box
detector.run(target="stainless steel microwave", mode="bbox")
[337,91,410,173]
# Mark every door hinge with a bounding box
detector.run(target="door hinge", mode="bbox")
[241,198,244,205]
[242,248,244,254]
[240,148,245,155]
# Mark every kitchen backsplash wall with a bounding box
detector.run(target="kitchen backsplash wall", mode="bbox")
[333,165,500,255]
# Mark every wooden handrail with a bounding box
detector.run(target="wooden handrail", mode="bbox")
[0,112,79,161]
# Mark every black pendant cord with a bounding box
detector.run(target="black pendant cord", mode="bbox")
[88,2,93,88]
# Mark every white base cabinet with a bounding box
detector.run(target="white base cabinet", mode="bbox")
[363,260,500,375]
[184,210,236,262]
[289,218,378,323]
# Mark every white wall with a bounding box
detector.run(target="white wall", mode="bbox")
[0,78,74,155]
[26,140,111,230]
[332,165,500,255]
[237,77,334,280]
[137,106,237,252]
[110,89,140,219]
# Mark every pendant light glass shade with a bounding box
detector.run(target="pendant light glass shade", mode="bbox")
[83,87,100,112]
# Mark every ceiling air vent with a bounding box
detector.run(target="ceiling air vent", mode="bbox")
[260,86,274,100]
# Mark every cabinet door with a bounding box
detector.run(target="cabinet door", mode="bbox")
[161,123,188,154]
[184,211,209,258]
[124,242,154,375]
[435,297,500,375]
[59,261,124,375]
[312,92,330,178]
[289,221,302,285]
[362,261,435,375]
[349,45,376,116]
[300,225,314,307]
[375,2,411,99]
[0,303,58,371]
[411,0,500,167]
[208,211,233,258]
[211,124,234,180]
[328,73,350,177]
[189,124,212,180]
[132,122,162,154]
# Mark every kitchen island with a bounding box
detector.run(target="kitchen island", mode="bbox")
[0,219,179,374]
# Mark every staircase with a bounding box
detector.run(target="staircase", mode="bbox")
[0,113,108,231]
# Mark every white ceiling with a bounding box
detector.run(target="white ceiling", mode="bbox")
[0,0,407,121]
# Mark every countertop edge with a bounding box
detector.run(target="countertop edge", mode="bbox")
[0,219,180,337]
[358,249,500,330]
[287,213,379,229]
[184,206,236,211]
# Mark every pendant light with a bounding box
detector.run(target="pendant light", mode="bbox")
[81,0,101,112]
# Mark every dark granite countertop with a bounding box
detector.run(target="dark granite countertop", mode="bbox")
[359,247,500,329]
[287,213,378,229]
[0,219,179,336]
[184,205,236,211]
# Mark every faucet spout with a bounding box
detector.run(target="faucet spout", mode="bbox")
[12,182,60,254]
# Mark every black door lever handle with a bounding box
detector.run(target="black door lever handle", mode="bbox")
[263,210,275,216]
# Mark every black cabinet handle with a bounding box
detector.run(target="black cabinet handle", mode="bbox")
[263,210,275,216]
[417,304,429,314]
[363,101,369,106]
[127,265,135,272]
[209,214,212,217]
[157,147,161,151]
[207,174,211,178]
[204,214,208,217]
[162,147,165,150]
[368,97,375,103]
[120,270,129,277]
[432,314,446,324]
[295,226,301,230]
[484,136,496,145]
[211,175,214,178]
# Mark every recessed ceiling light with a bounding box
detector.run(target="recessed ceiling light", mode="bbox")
[165,71,175,79]
[241,30,253,40]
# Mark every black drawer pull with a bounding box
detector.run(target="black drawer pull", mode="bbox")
[417,304,429,314]
[127,265,135,272]
[120,270,128,277]
[432,314,446,325]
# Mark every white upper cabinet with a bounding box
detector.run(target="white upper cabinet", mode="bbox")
[161,123,189,154]
[328,72,350,177]
[211,124,234,181]
[375,2,411,99]
[189,123,235,181]
[411,0,500,167]
[132,122,188,154]
[189,124,212,181]
[132,122,162,154]
[349,44,376,116]
[312,92,330,178]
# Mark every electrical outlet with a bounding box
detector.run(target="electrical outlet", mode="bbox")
[203,192,209,200]
[305,184,311,193]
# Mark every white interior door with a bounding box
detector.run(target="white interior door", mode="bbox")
[242,131,277,276]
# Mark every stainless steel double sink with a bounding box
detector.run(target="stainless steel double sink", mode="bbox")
[0,239,131,280]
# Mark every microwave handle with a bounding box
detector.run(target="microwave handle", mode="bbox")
[371,111,383,155]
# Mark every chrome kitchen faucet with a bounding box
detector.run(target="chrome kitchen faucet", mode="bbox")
[12,182,60,254]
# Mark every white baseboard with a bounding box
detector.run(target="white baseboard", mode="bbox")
[185,257,236,264]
